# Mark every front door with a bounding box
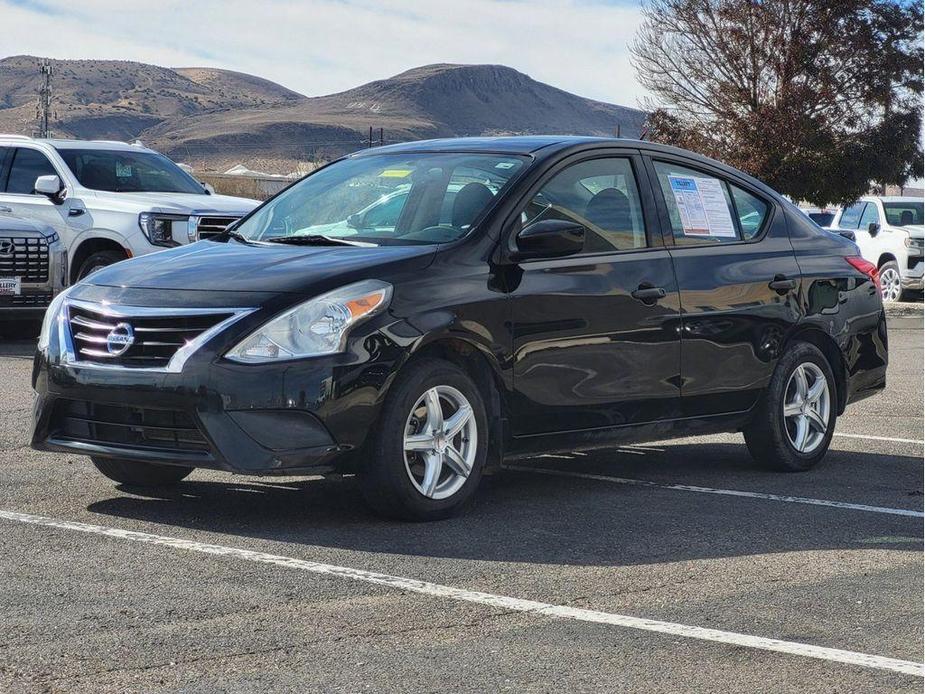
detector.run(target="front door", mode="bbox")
[508,152,682,436]
[0,146,89,250]
[646,156,802,417]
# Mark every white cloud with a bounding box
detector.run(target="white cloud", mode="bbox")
[1,0,647,107]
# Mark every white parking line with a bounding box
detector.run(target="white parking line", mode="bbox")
[0,509,921,678]
[834,432,924,445]
[505,466,924,518]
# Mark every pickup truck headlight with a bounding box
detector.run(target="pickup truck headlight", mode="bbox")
[904,236,923,256]
[139,212,186,247]
[225,280,392,363]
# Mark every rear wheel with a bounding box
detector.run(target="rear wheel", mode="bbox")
[744,342,836,471]
[878,260,903,303]
[358,358,487,521]
[91,457,193,487]
[78,250,125,280]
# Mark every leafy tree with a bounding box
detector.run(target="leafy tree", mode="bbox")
[632,0,923,205]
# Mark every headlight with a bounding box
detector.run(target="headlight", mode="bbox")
[139,212,186,247]
[904,236,923,255]
[225,280,392,363]
[37,284,77,352]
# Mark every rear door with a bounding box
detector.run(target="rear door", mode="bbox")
[509,150,682,435]
[644,154,802,417]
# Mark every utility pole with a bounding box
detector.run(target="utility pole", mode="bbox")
[35,59,54,138]
[367,126,373,148]
[379,128,384,146]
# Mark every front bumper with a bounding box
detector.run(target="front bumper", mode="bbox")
[902,258,923,290]
[30,290,410,475]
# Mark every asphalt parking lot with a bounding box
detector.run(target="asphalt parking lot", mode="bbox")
[0,308,921,693]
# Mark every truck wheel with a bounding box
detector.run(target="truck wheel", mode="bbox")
[744,342,836,472]
[878,260,903,303]
[358,358,488,521]
[78,250,125,280]
[91,457,193,487]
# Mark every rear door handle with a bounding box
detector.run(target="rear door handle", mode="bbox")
[768,275,798,292]
[631,285,667,303]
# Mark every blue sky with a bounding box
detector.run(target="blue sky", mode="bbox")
[0,0,648,106]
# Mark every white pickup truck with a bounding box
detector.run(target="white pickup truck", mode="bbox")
[0,135,259,286]
[829,195,923,302]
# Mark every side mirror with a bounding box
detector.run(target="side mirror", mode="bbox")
[34,175,64,202]
[200,181,215,195]
[837,230,856,242]
[510,219,584,262]
[868,222,880,236]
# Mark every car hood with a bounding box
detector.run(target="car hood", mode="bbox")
[82,191,260,216]
[84,238,437,294]
[897,224,924,239]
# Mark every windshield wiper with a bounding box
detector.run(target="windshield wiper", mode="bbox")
[264,235,377,247]
[221,229,260,245]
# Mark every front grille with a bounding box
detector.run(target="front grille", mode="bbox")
[67,304,232,368]
[0,236,49,282]
[0,292,53,307]
[197,216,239,240]
[51,400,211,454]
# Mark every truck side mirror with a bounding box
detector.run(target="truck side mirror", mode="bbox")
[34,175,64,203]
[868,222,880,236]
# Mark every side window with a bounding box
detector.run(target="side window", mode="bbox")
[838,202,866,230]
[729,184,769,240]
[0,147,11,191]
[7,148,57,194]
[523,157,646,253]
[858,202,880,230]
[653,161,741,245]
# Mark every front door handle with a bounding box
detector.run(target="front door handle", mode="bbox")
[0,206,11,213]
[768,275,798,293]
[631,284,667,303]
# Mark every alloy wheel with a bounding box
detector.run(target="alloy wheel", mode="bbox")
[403,385,477,500]
[879,266,902,303]
[782,362,830,454]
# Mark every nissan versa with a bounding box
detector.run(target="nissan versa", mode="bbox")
[31,137,888,520]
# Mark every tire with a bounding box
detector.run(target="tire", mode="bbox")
[358,358,488,521]
[91,457,193,487]
[78,250,125,280]
[744,342,837,471]
[878,260,903,303]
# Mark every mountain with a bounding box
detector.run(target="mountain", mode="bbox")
[0,57,646,172]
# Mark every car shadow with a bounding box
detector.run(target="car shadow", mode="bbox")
[0,338,36,359]
[86,442,924,568]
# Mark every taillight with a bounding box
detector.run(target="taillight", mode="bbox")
[845,256,880,291]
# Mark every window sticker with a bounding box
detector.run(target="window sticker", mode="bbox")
[115,162,133,178]
[668,175,737,237]
[378,169,411,178]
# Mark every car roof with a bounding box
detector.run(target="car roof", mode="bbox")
[351,136,781,199]
[0,136,152,153]
[354,135,620,156]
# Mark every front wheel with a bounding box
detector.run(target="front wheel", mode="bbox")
[744,342,836,471]
[358,358,488,521]
[91,457,193,487]
[78,250,126,280]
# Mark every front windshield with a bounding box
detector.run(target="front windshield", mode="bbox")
[234,153,527,245]
[56,148,205,194]
[883,201,924,227]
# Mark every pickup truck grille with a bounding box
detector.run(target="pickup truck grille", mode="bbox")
[51,399,211,454]
[68,304,232,368]
[0,236,49,282]
[197,216,239,240]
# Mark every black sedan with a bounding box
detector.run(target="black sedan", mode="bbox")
[31,136,888,520]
